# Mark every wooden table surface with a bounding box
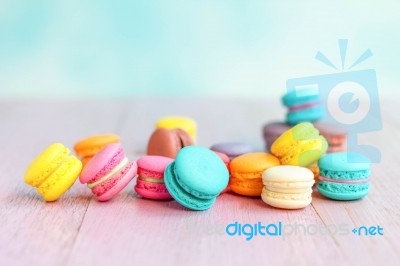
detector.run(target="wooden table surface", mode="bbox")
[0,99,399,266]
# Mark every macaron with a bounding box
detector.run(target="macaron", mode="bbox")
[271,122,328,167]
[74,134,120,165]
[164,146,229,211]
[314,122,348,153]
[317,152,371,200]
[307,162,320,185]
[214,151,230,194]
[135,155,174,200]
[80,143,137,201]
[282,88,323,125]
[210,142,255,160]
[262,166,315,209]
[229,152,280,197]
[262,122,291,152]
[24,143,83,202]
[147,128,194,158]
[156,116,197,142]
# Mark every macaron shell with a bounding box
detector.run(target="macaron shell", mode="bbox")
[74,134,120,158]
[174,146,229,198]
[164,162,215,211]
[271,122,319,157]
[314,122,348,149]
[318,152,371,173]
[135,179,172,200]
[156,116,197,141]
[230,153,280,177]
[24,143,69,187]
[318,182,370,201]
[137,155,174,175]
[286,107,323,125]
[80,143,124,184]
[229,178,263,196]
[37,156,83,202]
[280,137,328,166]
[96,161,138,202]
[261,188,312,209]
[147,128,194,158]
[263,122,291,152]
[282,89,320,107]
[210,143,254,159]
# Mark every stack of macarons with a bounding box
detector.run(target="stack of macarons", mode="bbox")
[262,88,348,153]
[282,88,323,125]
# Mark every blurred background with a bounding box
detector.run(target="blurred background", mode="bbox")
[0,0,399,100]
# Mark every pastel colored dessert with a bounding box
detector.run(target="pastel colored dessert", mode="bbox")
[317,152,371,200]
[135,155,173,200]
[24,143,82,202]
[262,166,315,209]
[314,122,348,153]
[271,122,328,167]
[74,134,120,166]
[164,146,229,211]
[80,143,137,201]
[229,152,280,196]
[282,88,323,125]
[156,116,197,142]
[147,128,194,158]
[214,151,230,194]
[262,122,291,152]
[307,162,320,185]
[210,142,255,160]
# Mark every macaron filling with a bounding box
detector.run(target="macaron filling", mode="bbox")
[87,157,129,189]
[318,175,369,184]
[92,162,133,197]
[289,102,321,112]
[138,176,164,184]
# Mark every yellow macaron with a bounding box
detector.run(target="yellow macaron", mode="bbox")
[156,116,197,142]
[271,122,327,166]
[24,143,82,201]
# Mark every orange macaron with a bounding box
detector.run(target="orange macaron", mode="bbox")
[229,152,280,196]
[74,134,120,165]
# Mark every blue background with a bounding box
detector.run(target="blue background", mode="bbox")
[0,0,399,99]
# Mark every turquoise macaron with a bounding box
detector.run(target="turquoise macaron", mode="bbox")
[164,146,229,211]
[317,152,371,200]
[282,88,323,125]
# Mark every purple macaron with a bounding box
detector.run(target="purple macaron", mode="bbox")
[210,142,255,160]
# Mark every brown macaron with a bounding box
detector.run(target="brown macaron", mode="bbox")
[147,128,194,158]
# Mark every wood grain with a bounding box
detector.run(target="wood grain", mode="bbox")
[0,99,399,266]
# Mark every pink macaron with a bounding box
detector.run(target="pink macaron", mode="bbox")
[135,155,174,200]
[80,143,137,201]
[214,151,230,194]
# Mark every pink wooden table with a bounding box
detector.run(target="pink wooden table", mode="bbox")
[0,99,399,266]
